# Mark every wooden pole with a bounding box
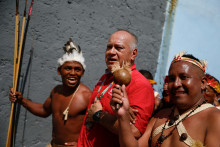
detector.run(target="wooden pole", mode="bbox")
[7,0,34,145]
[6,0,19,146]
[14,0,28,94]
[6,0,28,146]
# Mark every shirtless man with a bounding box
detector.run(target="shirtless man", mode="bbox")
[111,52,220,147]
[9,39,91,147]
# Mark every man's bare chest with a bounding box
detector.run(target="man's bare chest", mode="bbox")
[151,111,207,147]
[51,94,85,118]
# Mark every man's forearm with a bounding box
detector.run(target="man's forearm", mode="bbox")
[98,111,141,138]
[21,98,51,117]
[98,111,119,134]
[118,113,139,147]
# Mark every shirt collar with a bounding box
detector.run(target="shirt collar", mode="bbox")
[130,64,136,71]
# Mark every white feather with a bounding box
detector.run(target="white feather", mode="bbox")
[175,51,186,58]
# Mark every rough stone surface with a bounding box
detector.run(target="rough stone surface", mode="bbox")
[0,0,167,146]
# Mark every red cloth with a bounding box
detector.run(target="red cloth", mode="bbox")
[77,64,154,147]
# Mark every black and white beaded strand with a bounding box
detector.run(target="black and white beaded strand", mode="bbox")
[155,100,207,147]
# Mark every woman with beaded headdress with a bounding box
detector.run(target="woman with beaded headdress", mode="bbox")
[9,38,92,147]
[205,73,220,109]
[111,51,220,147]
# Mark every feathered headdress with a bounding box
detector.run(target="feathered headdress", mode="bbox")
[171,51,208,72]
[58,38,86,69]
[206,74,220,94]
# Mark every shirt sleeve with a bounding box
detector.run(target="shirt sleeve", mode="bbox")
[127,78,155,134]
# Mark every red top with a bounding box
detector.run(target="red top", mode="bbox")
[77,64,154,147]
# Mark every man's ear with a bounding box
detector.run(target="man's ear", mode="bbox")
[57,67,61,75]
[201,76,207,91]
[82,69,85,76]
[131,48,137,62]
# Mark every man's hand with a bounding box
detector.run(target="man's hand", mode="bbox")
[9,88,23,103]
[111,84,131,116]
[129,107,138,124]
[111,84,123,111]
[86,100,103,123]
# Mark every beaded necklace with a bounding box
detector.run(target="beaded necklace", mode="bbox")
[155,100,207,147]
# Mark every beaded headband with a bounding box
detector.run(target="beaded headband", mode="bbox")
[206,74,220,94]
[171,51,208,72]
[58,38,86,69]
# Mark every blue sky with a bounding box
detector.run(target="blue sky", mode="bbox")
[166,0,220,80]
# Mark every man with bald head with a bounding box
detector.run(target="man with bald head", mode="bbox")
[77,30,154,147]
[111,52,220,147]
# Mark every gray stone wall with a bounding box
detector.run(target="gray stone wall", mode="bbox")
[0,0,167,146]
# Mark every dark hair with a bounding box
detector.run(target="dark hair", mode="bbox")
[139,69,153,80]
[182,54,201,63]
[175,54,205,76]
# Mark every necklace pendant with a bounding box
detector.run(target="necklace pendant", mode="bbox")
[158,135,165,144]
[63,109,69,121]
[180,133,188,141]
[168,119,174,126]
[174,115,179,120]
